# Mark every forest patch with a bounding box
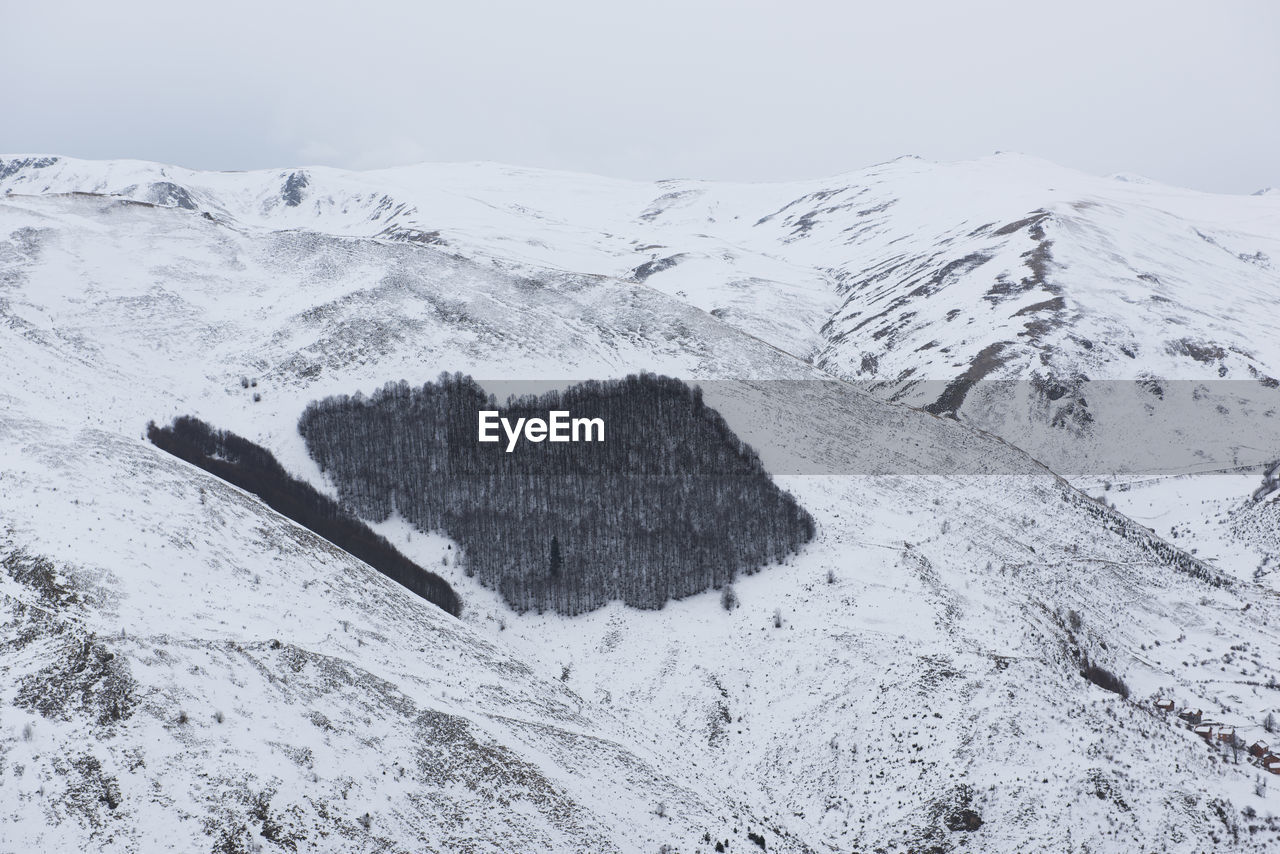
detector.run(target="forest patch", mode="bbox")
[298,373,814,615]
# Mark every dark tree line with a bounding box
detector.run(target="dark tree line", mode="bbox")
[147,416,462,617]
[297,372,814,616]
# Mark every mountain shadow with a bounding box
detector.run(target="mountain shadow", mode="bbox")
[298,373,814,615]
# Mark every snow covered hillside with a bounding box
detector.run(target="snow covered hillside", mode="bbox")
[1,424,791,854]
[4,152,1277,479]
[2,157,1280,852]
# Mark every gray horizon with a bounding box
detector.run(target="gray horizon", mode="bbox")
[5,1,1278,194]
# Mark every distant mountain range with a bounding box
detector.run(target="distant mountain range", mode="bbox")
[6,152,1277,477]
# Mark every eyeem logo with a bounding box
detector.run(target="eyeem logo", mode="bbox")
[478,410,605,452]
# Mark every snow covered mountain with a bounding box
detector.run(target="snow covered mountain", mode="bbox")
[3,155,1280,852]
[4,152,1277,478]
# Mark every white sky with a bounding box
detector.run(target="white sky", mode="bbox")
[5,0,1277,193]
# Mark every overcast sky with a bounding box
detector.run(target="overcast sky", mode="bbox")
[5,1,1277,193]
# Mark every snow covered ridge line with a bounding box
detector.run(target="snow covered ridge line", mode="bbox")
[1072,493,1230,588]
[147,416,463,616]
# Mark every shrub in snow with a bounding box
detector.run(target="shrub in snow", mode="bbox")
[1080,657,1130,699]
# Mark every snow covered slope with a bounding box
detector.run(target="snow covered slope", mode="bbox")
[13,149,1272,569]
[2,423,794,854]
[2,159,1280,852]
[4,152,1276,481]
[0,194,822,853]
